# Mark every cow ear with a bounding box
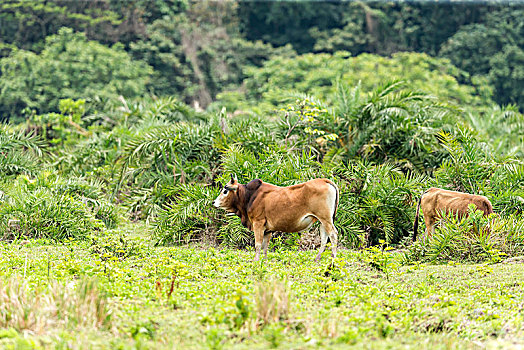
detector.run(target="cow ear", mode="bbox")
[230,174,234,183]
[217,181,223,189]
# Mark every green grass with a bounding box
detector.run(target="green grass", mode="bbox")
[0,224,523,349]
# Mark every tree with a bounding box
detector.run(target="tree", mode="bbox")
[0,28,151,120]
[131,1,293,108]
[439,24,506,79]
[238,1,345,54]
[439,7,524,108]
[0,0,122,52]
[234,51,491,112]
[489,45,524,108]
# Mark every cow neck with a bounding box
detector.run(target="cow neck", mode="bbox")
[235,184,251,229]
[234,179,262,230]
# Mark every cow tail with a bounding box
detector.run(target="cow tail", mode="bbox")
[329,181,339,223]
[413,192,423,242]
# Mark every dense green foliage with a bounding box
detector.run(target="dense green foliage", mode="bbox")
[227,52,490,112]
[0,0,522,256]
[0,28,151,119]
[1,1,523,113]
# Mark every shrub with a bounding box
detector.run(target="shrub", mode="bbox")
[153,183,221,246]
[275,81,457,172]
[0,173,118,240]
[236,51,491,110]
[333,161,425,246]
[0,188,101,240]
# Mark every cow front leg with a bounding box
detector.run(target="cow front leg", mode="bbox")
[262,232,272,259]
[253,222,265,261]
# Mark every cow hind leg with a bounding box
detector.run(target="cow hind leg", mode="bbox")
[423,215,435,242]
[323,221,338,259]
[328,224,338,259]
[315,220,338,261]
[315,225,329,262]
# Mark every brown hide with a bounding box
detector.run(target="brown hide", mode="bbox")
[413,187,494,241]
[214,177,339,261]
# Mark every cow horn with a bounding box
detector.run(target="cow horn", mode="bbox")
[225,184,237,191]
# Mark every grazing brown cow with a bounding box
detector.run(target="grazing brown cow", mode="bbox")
[413,187,494,241]
[213,175,339,261]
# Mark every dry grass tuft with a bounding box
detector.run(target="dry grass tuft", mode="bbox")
[255,280,289,327]
[0,277,112,335]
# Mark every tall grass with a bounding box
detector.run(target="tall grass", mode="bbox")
[0,278,112,334]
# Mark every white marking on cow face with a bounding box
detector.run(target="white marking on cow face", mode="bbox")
[214,175,239,211]
[213,188,231,209]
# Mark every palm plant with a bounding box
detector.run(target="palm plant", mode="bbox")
[278,81,458,172]
[114,119,221,219]
[153,183,222,246]
[333,161,425,245]
[221,144,321,186]
[0,186,102,241]
[0,125,46,178]
[464,105,523,157]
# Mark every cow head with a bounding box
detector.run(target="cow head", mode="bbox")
[213,174,239,212]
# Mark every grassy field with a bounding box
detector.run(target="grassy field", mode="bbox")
[0,224,523,349]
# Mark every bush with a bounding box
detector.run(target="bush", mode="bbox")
[334,161,425,246]
[153,183,221,246]
[232,51,491,111]
[276,82,458,172]
[0,125,45,178]
[0,173,118,240]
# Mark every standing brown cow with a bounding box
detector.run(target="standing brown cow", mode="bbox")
[213,175,339,261]
[413,187,494,241]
